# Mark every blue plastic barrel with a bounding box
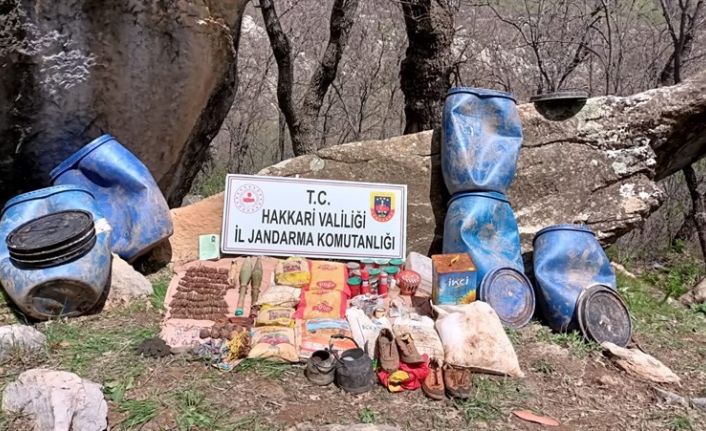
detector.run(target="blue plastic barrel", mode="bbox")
[442,192,534,327]
[533,224,631,346]
[0,186,112,320]
[443,191,524,280]
[50,134,173,261]
[442,88,522,195]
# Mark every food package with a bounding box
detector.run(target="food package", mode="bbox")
[297,319,357,360]
[275,257,311,288]
[255,285,301,308]
[248,326,299,362]
[295,289,347,320]
[346,307,391,359]
[255,306,295,328]
[307,261,349,295]
[393,314,444,364]
[432,302,523,377]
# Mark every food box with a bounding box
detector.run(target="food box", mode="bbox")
[431,253,477,305]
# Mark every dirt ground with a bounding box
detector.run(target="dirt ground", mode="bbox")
[0,271,705,431]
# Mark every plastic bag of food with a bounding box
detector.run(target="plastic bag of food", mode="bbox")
[295,289,347,320]
[275,257,311,288]
[255,306,295,328]
[297,319,357,359]
[432,301,523,377]
[255,285,301,308]
[393,314,444,364]
[248,326,299,362]
[307,261,349,294]
[346,307,391,359]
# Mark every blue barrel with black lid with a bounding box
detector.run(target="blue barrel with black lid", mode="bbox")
[442,191,534,328]
[440,87,534,328]
[0,186,112,320]
[533,224,632,347]
[50,134,173,261]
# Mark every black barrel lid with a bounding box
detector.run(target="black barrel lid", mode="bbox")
[6,210,94,254]
[479,267,535,329]
[577,285,632,347]
[529,90,588,103]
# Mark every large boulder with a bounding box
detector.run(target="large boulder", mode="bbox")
[0,0,249,206]
[2,369,107,431]
[167,71,706,261]
[260,71,706,253]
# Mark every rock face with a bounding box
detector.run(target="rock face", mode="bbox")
[0,0,249,206]
[0,324,46,362]
[2,369,108,431]
[259,71,706,254]
[105,254,154,309]
[167,71,706,261]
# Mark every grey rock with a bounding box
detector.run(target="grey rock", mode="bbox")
[0,0,249,206]
[105,254,153,309]
[654,387,689,408]
[259,71,706,254]
[691,397,706,411]
[681,276,706,306]
[1,368,107,431]
[0,324,46,362]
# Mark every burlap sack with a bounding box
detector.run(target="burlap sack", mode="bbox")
[432,301,524,377]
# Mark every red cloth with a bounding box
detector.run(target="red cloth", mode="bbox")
[377,354,430,392]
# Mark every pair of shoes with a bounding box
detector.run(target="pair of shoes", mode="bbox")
[376,329,425,373]
[421,360,473,400]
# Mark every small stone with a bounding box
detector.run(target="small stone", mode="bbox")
[596,374,621,386]
[602,342,680,383]
[0,324,46,362]
[105,254,153,308]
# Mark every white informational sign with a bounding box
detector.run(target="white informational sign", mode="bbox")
[221,175,407,259]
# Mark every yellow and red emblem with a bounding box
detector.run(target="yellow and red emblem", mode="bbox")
[370,192,395,222]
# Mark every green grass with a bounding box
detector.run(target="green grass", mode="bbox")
[617,272,704,339]
[531,358,555,375]
[42,311,158,375]
[359,407,377,424]
[668,415,695,431]
[535,327,600,358]
[116,399,159,430]
[230,414,275,431]
[453,376,525,424]
[236,358,293,379]
[175,390,217,431]
[151,275,170,311]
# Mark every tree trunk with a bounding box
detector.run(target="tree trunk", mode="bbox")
[658,0,706,263]
[259,0,359,156]
[683,165,706,268]
[399,0,455,134]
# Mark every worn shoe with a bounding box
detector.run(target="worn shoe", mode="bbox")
[376,328,400,372]
[422,358,445,400]
[304,349,336,386]
[396,332,424,365]
[443,364,473,399]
